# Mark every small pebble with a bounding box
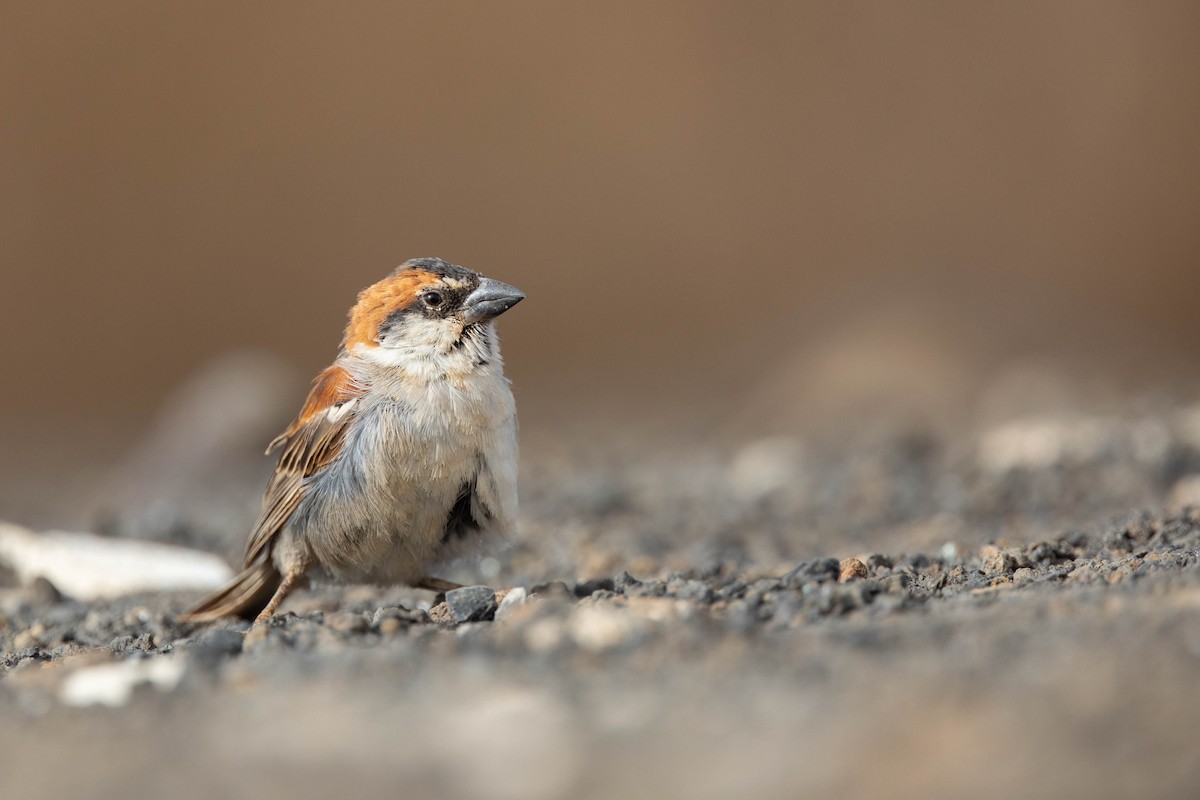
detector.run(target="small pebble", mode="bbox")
[428,603,454,625]
[612,571,643,594]
[783,558,840,587]
[838,558,868,582]
[442,586,498,624]
[668,579,713,603]
[495,587,528,621]
[573,578,616,598]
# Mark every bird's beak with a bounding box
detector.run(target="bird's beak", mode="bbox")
[463,278,525,325]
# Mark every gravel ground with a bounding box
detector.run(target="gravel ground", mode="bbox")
[4,400,1200,799]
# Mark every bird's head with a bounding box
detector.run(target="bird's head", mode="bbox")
[343,258,525,367]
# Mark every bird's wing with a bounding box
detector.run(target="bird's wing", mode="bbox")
[243,363,363,568]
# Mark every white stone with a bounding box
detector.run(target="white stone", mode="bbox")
[59,656,186,708]
[0,522,233,600]
[494,586,527,621]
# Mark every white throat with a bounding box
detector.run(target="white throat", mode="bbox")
[350,323,500,381]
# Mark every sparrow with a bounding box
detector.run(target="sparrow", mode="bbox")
[181,257,524,623]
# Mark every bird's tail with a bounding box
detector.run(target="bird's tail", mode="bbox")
[179,559,281,623]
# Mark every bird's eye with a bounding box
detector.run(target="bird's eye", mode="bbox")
[421,291,445,308]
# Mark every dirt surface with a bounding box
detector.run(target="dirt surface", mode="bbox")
[7,5,1200,795]
[4,402,1200,799]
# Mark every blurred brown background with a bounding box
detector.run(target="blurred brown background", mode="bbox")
[3,2,1200,522]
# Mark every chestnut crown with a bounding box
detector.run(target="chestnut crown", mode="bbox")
[343,258,525,353]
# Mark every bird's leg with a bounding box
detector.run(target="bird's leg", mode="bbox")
[254,568,302,624]
[416,576,465,593]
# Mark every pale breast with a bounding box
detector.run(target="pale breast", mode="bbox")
[294,363,517,584]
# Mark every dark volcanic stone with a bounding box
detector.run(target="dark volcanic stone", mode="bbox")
[668,579,714,603]
[611,572,666,598]
[613,571,642,594]
[782,558,840,587]
[443,586,498,623]
[1066,531,1091,549]
[814,583,878,616]
[865,554,894,572]
[904,553,931,570]
[574,578,616,598]
[1027,541,1075,564]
